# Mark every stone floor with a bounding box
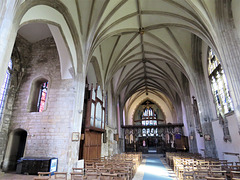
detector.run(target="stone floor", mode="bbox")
[0,172,37,180]
[133,154,176,180]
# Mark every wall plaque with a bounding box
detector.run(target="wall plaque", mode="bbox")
[204,134,211,141]
[72,132,80,141]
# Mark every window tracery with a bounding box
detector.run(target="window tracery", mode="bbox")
[208,48,232,142]
[208,48,233,115]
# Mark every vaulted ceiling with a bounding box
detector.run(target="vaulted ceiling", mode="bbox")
[80,0,215,105]
[18,0,217,109]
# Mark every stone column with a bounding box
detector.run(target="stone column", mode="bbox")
[0,1,18,86]
[181,74,198,153]
[66,72,86,173]
[0,88,16,170]
[118,99,125,153]
[192,35,218,158]
[175,94,183,123]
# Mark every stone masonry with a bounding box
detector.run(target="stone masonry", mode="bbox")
[1,36,75,172]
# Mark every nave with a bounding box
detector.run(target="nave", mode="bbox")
[2,1,240,180]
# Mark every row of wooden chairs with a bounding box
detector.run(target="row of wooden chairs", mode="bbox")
[82,153,142,180]
[166,152,240,179]
[34,153,142,180]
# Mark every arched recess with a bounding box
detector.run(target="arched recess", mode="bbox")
[132,99,166,123]
[125,93,176,125]
[87,56,103,89]
[2,128,27,171]
[0,0,83,89]
[17,3,80,75]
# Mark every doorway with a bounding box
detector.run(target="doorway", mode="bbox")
[3,129,27,171]
[83,131,102,160]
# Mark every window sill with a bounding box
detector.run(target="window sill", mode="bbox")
[225,111,234,117]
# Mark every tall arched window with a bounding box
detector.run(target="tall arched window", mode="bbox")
[208,48,233,115]
[29,78,48,112]
[0,60,12,122]
[37,82,48,112]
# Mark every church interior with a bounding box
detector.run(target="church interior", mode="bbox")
[1,0,240,179]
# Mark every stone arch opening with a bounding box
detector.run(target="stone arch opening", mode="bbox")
[3,128,27,171]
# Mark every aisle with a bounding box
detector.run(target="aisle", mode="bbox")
[134,155,176,180]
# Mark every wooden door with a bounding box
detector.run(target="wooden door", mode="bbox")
[83,131,101,160]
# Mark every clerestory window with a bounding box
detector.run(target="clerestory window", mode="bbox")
[208,48,233,115]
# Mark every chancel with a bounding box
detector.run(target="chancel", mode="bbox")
[0,0,240,180]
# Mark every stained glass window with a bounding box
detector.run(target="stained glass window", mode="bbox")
[0,60,12,122]
[37,82,48,112]
[141,107,157,136]
[208,48,233,115]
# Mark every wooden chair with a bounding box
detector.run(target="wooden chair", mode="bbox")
[231,171,240,179]
[70,172,84,180]
[100,173,118,180]
[85,161,95,169]
[209,165,222,171]
[114,164,132,179]
[112,168,129,180]
[72,168,84,173]
[199,161,210,166]
[38,172,52,177]
[209,170,227,179]
[182,164,195,180]
[98,168,112,173]
[195,167,209,180]
[85,168,99,175]
[34,172,51,180]
[175,163,184,179]
[219,160,227,164]
[96,163,105,169]
[85,172,100,180]
[230,166,240,171]
[112,178,126,180]
[53,172,67,180]
[210,161,221,165]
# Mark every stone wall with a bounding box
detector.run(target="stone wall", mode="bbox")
[1,36,75,172]
[101,125,119,157]
[0,34,31,170]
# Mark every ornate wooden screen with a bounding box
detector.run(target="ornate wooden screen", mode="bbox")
[122,123,187,153]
